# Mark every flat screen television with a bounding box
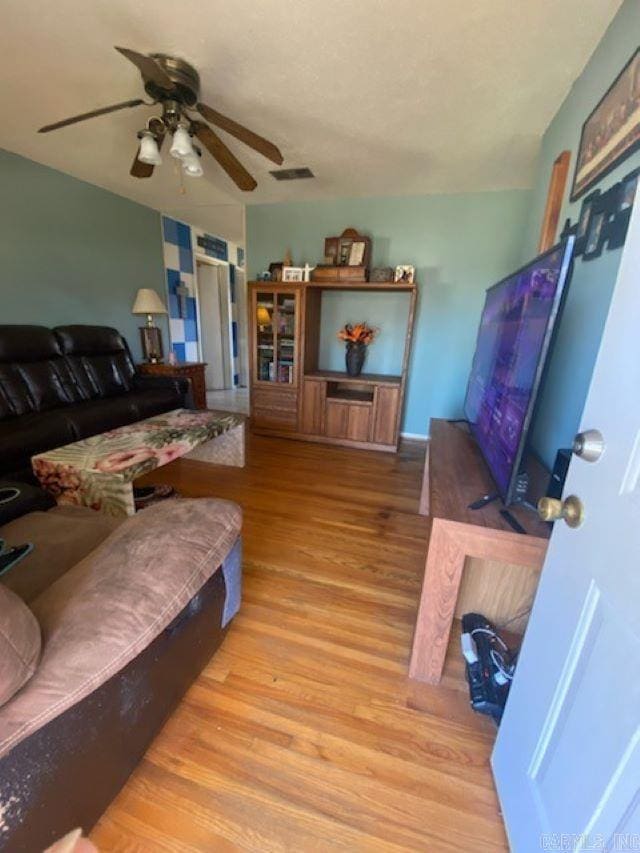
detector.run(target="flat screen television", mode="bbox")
[463,237,575,506]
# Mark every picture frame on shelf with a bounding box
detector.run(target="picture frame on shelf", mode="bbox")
[607,166,639,250]
[282,266,304,282]
[570,47,640,201]
[394,265,415,284]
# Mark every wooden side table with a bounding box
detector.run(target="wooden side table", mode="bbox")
[137,362,208,410]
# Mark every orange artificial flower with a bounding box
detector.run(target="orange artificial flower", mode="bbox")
[336,322,378,345]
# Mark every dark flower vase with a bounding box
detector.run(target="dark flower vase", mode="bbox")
[345,342,366,377]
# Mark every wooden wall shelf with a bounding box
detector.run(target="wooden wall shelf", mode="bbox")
[305,281,417,292]
[248,280,417,452]
[305,370,402,386]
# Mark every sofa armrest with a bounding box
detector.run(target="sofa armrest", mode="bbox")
[132,373,194,408]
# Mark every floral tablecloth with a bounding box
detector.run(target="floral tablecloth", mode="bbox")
[32,409,243,517]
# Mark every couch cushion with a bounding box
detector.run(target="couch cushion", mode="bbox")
[1,507,122,604]
[0,327,84,420]
[15,361,73,412]
[60,396,139,440]
[130,387,185,419]
[0,497,241,759]
[0,412,76,478]
[54,326,135,398]
[0,326,60,364]
[0,586,41,707]
[0,365,32,419]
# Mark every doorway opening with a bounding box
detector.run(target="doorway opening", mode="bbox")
[195,257,249,414]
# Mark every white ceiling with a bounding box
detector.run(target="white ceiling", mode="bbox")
[0,0,622,242]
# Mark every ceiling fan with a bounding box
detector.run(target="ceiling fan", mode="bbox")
[38,47,284,191]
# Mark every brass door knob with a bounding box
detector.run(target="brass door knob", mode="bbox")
[538,495,585,528]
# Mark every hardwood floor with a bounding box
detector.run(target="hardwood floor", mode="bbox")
[91,434,508,852]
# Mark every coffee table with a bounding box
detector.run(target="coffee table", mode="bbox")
[32,409,245,518]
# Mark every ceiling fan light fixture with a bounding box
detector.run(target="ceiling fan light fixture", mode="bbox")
[170,125,194,159]
[138,132,162,166]
[182,151,204,177]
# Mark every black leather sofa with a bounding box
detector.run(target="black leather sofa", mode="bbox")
[0,325,191,482]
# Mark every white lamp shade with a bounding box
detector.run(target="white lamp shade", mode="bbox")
[182,151,204,177]
[132,288,168,316]
[138,133,162,166]
[170,126,194,159]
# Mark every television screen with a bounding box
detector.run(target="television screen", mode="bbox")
[463,238,574,504]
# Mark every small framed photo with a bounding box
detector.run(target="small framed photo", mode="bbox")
[583,209,607,260]
[282,266,304,282]
[394,265,415,284]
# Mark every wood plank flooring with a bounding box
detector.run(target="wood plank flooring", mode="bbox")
[91,434,507,851]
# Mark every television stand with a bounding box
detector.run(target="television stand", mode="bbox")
[411,419,551,684]
[500,509,526,535]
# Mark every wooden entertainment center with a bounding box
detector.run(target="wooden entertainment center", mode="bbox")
[410,418,551,684]
[248,280,417,451]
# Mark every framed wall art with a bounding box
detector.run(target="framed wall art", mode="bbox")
[571,47,640,201]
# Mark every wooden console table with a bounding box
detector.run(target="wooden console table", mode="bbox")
[137,362,208,410]
[409,419,551,684]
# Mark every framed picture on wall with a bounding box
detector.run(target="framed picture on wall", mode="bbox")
[607,166,640,250]
[583,208,607,260]
[570,47,640,201]
[575,190,600,255]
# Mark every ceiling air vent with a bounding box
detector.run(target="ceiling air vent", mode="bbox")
[270,167,314,181]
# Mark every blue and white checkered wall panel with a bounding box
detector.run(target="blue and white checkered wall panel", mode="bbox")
[161,215,245,375]
[162,216,199,362]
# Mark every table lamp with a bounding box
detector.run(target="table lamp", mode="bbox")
[132,288,168,363]
[256,305,271,330]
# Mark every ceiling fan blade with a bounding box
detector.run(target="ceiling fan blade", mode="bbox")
[38,98,145,133]
[196,103,283,165]
[130,133,164,178]
[115,46,173,90]
[193,122,257,191]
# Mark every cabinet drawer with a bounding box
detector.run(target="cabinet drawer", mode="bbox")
[252,388,298,412]
[252,406,297,432]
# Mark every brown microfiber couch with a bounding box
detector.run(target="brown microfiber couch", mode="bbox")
[0,497,242,851]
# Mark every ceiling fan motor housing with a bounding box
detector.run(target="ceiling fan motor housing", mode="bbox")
[145,54,201,107]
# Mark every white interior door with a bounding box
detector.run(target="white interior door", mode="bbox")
[197,262,232,391]
[492,202,640,850]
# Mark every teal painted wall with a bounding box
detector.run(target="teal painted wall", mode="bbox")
[525,0,640,466]
[0,148,167,361]
[247,191,531,435]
